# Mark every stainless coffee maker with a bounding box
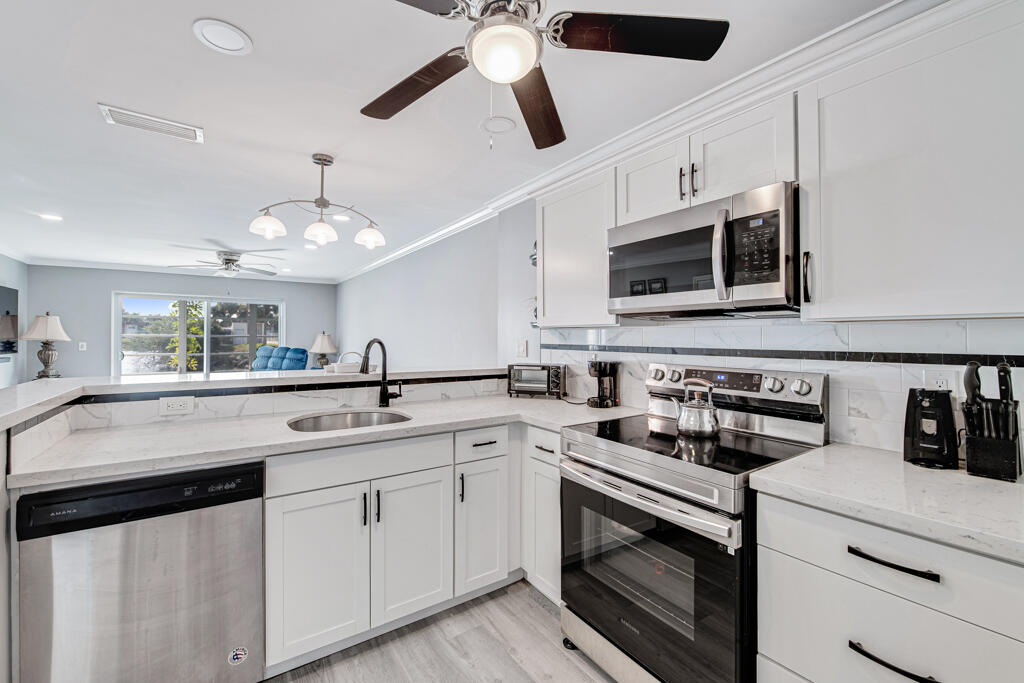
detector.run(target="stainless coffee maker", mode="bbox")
[587,361,619,408]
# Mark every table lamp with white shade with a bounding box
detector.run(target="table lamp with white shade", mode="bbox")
[310,331,338,369]
[0,311,17,354]
[20,312,71,379]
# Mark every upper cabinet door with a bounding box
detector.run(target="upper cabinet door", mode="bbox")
[689,95,796,205]
[454,456,509,597]
[799,2,1024,320]
[370,466,454,628]
[615,138,690,225]
[265,482,371,665]
[536,169,618,328]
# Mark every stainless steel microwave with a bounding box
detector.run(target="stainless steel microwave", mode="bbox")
[608,181,798,319]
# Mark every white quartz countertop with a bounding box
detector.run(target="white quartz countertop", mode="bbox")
[0,367,506,431]
[751,443,1024,565]
[9,396,642,490]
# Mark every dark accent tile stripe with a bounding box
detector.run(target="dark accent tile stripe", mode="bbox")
[10,405,72,437]
[540,343,1024,367]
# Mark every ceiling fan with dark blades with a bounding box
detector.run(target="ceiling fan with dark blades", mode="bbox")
[362,0,729,149]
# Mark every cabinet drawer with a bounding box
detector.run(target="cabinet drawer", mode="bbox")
[759,547,1024,683]
[455,425,508,463]
[756,656,808,683]
[525,426,560,466]
[757,494,1024,641]
[266,433,453,497]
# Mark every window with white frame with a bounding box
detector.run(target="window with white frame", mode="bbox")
[116,294,283,376]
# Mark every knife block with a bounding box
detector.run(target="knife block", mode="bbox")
[963,399,1021,482]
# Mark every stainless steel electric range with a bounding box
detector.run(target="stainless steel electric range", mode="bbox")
[558,363,828,683]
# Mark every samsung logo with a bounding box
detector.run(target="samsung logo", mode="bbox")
[49,508,78,517]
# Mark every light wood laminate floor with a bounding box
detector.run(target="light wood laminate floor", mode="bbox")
[268,581,613,683]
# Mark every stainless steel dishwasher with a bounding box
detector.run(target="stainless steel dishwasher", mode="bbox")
[16,463,264,683]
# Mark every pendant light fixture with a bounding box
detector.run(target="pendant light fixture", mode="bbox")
[250,153,384,249]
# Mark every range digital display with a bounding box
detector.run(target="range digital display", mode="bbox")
[684,368,763,392]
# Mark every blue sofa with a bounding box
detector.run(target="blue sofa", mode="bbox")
[251,345,308,371]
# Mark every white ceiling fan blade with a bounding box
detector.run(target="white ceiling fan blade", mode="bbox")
[167,264,221,269]
[169,243,217,252]
[204,238,235,251]
[196,259,221,265]
[238,266,277,276]
[239,250,285,259]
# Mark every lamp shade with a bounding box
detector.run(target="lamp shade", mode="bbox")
[310,332,338,354]
[0,313,17,340]
[20,312,71,342]
[249,212,287,240]
[354,224,386,250]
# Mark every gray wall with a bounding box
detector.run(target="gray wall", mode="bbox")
[0,252,29,385]
[26,266,337,378]
[336,200,540,371]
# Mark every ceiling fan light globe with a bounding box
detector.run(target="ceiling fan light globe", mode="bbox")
[303,220,338,246]
[467,17,541,84]
[354,225,386,250]
[249,213,286,239]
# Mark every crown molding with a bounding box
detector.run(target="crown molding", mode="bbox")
[337,0,980,282]
[25,258,338,285]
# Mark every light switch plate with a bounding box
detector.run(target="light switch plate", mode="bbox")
[78,342,87,351]
[516,339,528,358]
[159,395,195,416]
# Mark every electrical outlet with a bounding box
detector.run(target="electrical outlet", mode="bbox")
[78,342,87,351]
[516,339,528,358]
[159,396,195,416]
[924,370,957,393]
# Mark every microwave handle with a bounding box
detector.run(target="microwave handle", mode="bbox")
[712,208,729,301]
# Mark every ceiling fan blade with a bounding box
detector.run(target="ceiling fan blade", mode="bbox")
[510,65,566,150]
[393,0,459,15]
[238,249,286,259]
[195,259,221,265]
[361,47,469,120]
[238,266,277,276]
[549,13,729,61]
[169,243,217,252]
[167,264,220,269]
[204,238,235,251]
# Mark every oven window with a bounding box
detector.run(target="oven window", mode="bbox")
[515,369,548,386]
[609,226,715,298]
[562,476,743,683]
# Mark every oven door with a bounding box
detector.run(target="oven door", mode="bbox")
[560,458,747,683]
[607,197,733,316]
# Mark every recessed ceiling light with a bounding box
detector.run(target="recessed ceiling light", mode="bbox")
[193,19,253,56]
[304,244,318,250]
[38,213,63,222]
[281,268,292,272]
[332,214,351,222]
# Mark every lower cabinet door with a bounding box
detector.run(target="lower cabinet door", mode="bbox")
[371,466,454,627]
[265,482,371,665]
[524,456,561,604]
[455,456,509,596]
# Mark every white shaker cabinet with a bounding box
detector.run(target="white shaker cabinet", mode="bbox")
[265,482,371,666]
[522,438,561,604]
[536,169,618,328]
[371,466,454,627]
[454,456,509,596]
[799,1,1024,320]
[614,94,795,226]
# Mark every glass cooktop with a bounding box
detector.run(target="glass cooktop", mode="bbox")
[568,414,809,477]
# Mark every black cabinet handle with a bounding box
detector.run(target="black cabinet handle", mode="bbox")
[362,491,367,526]
[472,440,497,448]
[847,546,940,583]
[375,489,381,523]
[534,445,555,454]
[459,473,465,502]
[802,251,812,303]
[678,167,686,200]
[690,162,698,196]
[849,641,940,682]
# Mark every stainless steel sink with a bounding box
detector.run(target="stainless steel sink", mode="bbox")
[287,409,412,432]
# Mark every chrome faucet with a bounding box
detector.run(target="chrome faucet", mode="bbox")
[359,338,402,407]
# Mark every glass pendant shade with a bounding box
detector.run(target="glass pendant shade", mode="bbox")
[304,220,338,246]
[249,212,287,240]
[354,224,386,250]
[467,18,541,84]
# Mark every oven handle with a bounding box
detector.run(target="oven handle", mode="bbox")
[559,458,738,546]
[712,208,730,301]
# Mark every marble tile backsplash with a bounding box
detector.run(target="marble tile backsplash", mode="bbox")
[542,317,1024,453]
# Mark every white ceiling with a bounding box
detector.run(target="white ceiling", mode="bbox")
[0,0,892,283]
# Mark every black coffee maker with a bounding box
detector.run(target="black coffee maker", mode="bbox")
[587,361,619,408]
[903,388,959,469]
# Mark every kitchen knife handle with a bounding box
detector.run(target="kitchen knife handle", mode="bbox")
[964,361,982,404]
[997,363,1013,403]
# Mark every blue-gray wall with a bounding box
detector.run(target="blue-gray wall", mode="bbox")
[0,252,29,385]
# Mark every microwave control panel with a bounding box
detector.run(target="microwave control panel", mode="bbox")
[733,209,781,286]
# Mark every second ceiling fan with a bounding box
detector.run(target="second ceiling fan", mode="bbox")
[361,0,729,149]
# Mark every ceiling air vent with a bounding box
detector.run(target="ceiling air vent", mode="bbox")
[97,104,205,143]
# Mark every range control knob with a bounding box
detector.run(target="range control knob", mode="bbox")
[651,368,666,381]
[791,379,813,396]
[764,376,784,393]
[668,370,682,383]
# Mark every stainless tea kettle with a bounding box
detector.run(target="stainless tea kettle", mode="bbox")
[670,378,720,437]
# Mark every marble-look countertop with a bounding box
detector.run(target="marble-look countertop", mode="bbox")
[0,367,506,431]
[9,396,643,490]
[751,443,1024,565]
